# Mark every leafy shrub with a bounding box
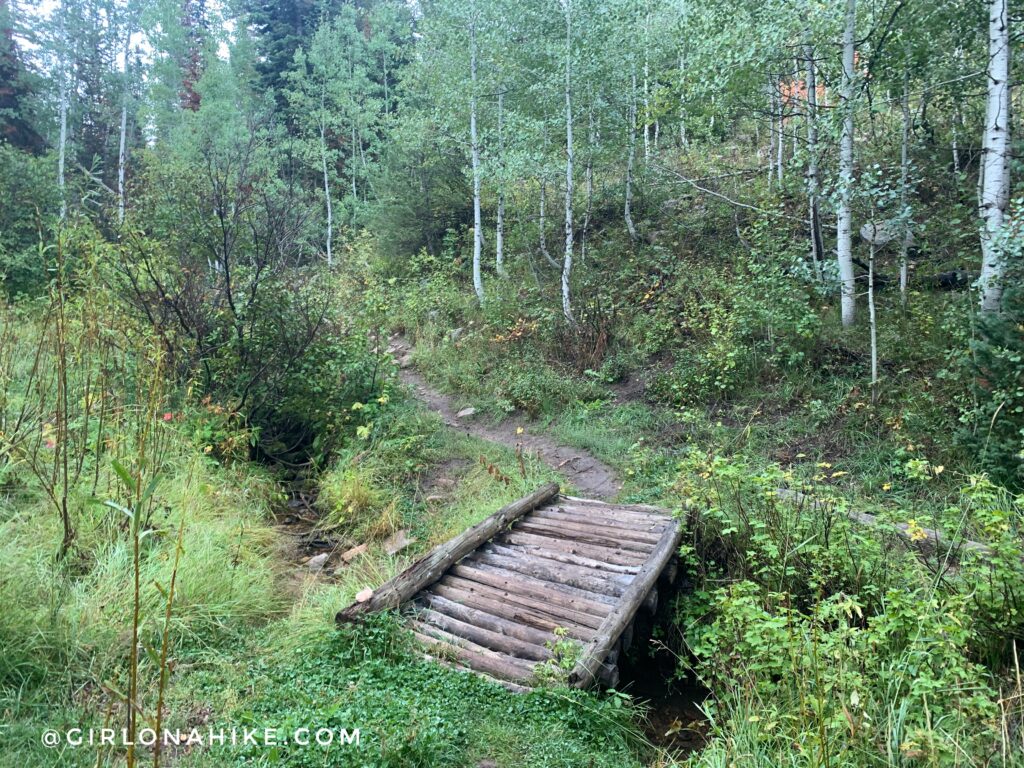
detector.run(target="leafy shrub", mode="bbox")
[959,207,1024,489]
[645,217,818,407]
[679,451,1024,765]
[0,144,59,297]
[115,119,382,463]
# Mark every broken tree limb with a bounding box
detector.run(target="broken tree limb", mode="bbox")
[774,488,1014,562]
[336,482,560,622]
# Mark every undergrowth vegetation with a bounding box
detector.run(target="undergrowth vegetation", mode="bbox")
[3,0,1023,763]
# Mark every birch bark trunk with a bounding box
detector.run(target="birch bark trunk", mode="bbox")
[561,0,576,326]
[868,244,878,401]
[581,100,594,263]
[496,89,506,277]
[978,0,1011,313]
[805,39,824,282]
[116,24,132,225]
[836,0,858,327]
[625,70,638,241]
[469,6,484,303]
[57,5,68,221]
[899,65,911,306]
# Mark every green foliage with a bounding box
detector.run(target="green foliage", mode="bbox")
[193,621,643,768]
[959,207,1024,489]
[647,220,818,407]
[0,145,59,297]
[678,451,1024,765]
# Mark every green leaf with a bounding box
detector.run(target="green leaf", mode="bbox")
[112,459,135,492]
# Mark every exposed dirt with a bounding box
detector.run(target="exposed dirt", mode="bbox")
[389,336,622,499]
[270,473,348,592]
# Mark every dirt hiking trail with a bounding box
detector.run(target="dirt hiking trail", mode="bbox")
[389,336,621,499]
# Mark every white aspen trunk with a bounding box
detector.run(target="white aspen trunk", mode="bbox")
[496,89,506,277]
[642,11,650,161]
[792,59,800,157]
[561,0,575,326]
[469,9,484,303]
[952,106,961,174]
[625,69,638,241]
[678,0,687,148]
[805,39,823,282]
[581,99,594,263]
[776,92,784,183]
[774,75,784,183]
[350,122,358,215]
[116,24,131,225]
[321,114,333,267]
[836,0,858,328]
[58,83,68,220]
[868,244,878,402]
[767,80,776,184]
[978,0,1011,313]
[899,64,911,307]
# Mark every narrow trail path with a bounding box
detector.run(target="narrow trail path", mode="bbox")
[389,336,622,499]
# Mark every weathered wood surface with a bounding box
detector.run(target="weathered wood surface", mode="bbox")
[336,482,559,622]
[338,486,680,688]
[567,520,683,688]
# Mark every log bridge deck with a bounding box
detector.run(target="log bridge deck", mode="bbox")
[337,483,682,689]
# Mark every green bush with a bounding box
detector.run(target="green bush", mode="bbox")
[960,208,1024,489]
[679,451,1024,765]
[0,144,60,297]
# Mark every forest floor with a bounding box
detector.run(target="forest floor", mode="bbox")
[389,334,622,499]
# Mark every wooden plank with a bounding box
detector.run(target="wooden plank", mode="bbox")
[532,507,669,536]
[431,580,598,637]
[337,483,559,622]
[475,548,631,597]
[487,541,640,576]
[411,625,535,683]
[528,510,665,544]
[417,651,533,694]
[450,563,613,615]
[455,560,617,608]
[559,495,671,517]
[513,520,654,552]
[568,519,683,689]
[553,501,671,524]
[420,593,560,647]
[499,531,647,566]
[414,607,554,661]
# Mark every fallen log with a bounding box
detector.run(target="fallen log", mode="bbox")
[336,482,559,622]
[774,488,1015,562]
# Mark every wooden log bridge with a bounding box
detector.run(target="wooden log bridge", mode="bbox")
[337,483,682,689]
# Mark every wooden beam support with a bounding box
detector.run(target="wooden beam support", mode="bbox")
[567,519,683,689]
[337,483,559,622]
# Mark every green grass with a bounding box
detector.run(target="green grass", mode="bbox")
[171,616,646,768]
[1,376,656,767]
